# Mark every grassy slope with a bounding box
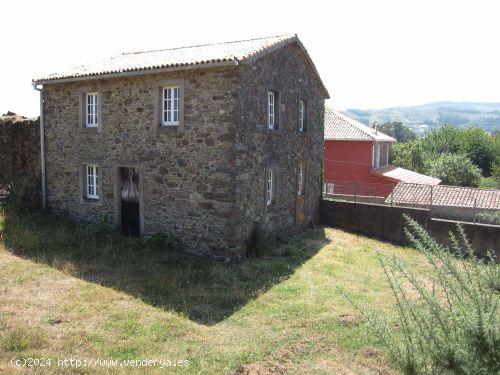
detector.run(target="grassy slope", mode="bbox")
[0,208,430,374]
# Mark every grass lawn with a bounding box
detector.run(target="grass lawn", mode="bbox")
[0,206,431,374]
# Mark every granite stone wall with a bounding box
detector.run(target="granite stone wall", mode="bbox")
[42,42,327,255]
[43,67,241,254]
[0,114,40,193]
[234,43,326,241]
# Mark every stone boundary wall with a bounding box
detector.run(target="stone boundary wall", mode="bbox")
[320,199,499,258]
[0,114,40,200]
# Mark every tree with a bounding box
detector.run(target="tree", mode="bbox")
[461,127,497,176]
[429,154,482,187]
[391,140,426,173]
[379,121,417,143]
[421,125,463,155]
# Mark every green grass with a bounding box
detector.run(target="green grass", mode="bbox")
[0,205,431,374]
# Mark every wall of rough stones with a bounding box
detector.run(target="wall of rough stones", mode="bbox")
[0,114,40,192]
[42,42,327,255]
[234,43,326,241]
[43,67,241,254]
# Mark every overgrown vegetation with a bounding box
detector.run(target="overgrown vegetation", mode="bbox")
[143,232,183,253]
[475,210,500,226]
[344,216,499,374]
[246,222,267,258]
[390,124,500,188]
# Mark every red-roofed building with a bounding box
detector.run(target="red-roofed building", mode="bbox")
[323,108,440,198]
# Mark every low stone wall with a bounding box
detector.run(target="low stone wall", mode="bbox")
[320,199,499,258]
[0,114,40,206]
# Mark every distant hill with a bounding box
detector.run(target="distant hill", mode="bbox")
[342,102,500,134]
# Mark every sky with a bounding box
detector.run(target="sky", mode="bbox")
[1,0,500,117]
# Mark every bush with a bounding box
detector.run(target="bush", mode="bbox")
[429,153,482,187]
[343,216,499,374]
[246,222,266,258]
[3,178,40,213]
[475,211,500,226]
[143,232,183,253]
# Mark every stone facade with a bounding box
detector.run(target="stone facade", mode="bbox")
[42,43,327,255]
[0,114,40,189]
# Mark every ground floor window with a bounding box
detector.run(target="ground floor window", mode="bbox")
[86,164,99,199]
[266,169,274,205]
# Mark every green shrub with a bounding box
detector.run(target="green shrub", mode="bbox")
[143,232,183,253]
[429,153,482,187]
[343,215,499,374]
[246,222,266,258]
[475,211,500,226]
[3,178,40,213]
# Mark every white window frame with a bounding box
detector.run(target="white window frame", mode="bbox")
[297,164,303,195]
[268,91,275,130]
[86,164,99,199]
[372,143,380,168]
[162,86,180,126]
[86,92,98,128]
[299,100,305,132]
[266,169,273,205]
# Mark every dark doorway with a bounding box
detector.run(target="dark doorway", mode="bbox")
[119,167,140,237]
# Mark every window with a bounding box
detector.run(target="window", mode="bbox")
[86,92,98,127]
[268,91,275,129]
[266,169,273,205]
[299,100,307,132]
[162,86,180,126]
[323,183,334,195]
[372,143,381,168]
[86,165,99,199]
[297,163,304,195]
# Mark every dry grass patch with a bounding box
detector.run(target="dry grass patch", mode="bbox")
[0,206,435,373]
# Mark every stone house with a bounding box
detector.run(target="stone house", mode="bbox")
[32,34,329,255]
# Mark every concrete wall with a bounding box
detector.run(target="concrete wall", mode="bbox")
[320,199,499,258]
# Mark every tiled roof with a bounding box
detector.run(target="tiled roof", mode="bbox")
[33,34,328,96]
[386,183,500,210]
[324,107,396,142]
[371,165,441,185]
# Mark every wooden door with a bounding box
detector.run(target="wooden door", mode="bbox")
[295,161,306,224]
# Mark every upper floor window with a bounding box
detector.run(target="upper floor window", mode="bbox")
[266,169,274,205]
[268,91,275,130]
[299,100,307,132]
[86,164,99,199]
[86,92,98,127]
[372,143,380,168]
[267,90,280,130]
[372,142,391,168]
[162,86,180,126]
[297,163,304,195]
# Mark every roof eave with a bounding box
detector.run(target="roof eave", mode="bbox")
[33,60,239,85]
[324,137,373,141]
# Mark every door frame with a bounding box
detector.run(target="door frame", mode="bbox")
[113,162,145,236]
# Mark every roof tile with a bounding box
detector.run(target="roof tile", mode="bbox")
[34,34,295,83]
[324,107,395,142]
